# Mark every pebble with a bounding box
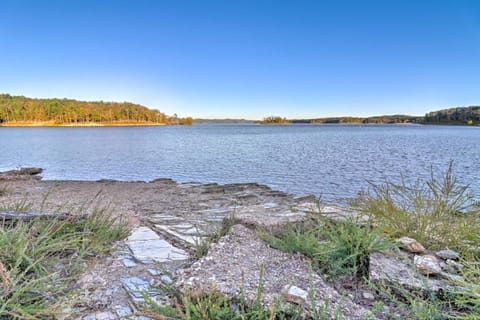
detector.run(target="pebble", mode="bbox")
[436,249,460,260]
[121,257,137,268]
[439,272,463,282]
[362,291,375,300]
[397,237,425,253]
[161,274,173,285]
[113,305,133,317]
[282,285,308,305]
[414,255,442,275]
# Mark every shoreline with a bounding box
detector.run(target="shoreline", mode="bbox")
[1,168,478,319]
[0,121,169,127]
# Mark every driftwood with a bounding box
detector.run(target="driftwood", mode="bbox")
[0,211,88,222]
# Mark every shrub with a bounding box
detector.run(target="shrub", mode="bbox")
[353,161,480,251]
[261,217,392,279]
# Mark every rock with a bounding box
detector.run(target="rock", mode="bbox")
[369,251,448,292]
[436,249,460,260]
[126,227,188,263]
[233,205,307,231]
[2,167,43,176]
[94,312,117,320]
[120,277,160,306]
[444,259,464,273]
[152,223,204,246]
[0,167,43,181]
[439,272,463,282]
[396,237,425,253]
[414,255,442,275]
[282,285,308,305]
[113,305,133,317]
[160,274,173,285]
[362,291,375,300]
[147,268,160,276]
[121,257,137,268]
[176,224,371,319]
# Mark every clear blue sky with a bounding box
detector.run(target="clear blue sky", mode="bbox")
[1,0,479,119]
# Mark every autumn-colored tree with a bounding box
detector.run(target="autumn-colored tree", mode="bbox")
[0,94,175,125]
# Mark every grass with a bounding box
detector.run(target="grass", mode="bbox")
[141,265,334,320]
[0,197,33,213]
[256,162,480,319]
[260,216,393,280]
[0,206,129,319]
[0,184,10,196]
[192,213,238,259]
[142,266,297,320]
[352,161,480,251]
[349,162,480,319]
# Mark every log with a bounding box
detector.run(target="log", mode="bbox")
[0,211,88,222]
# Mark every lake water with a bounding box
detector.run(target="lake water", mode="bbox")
[1,124,479,202]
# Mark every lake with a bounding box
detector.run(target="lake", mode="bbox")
[1,124,479,202]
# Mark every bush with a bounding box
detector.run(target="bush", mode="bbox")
[261,216,392,279]
[353,161,480,251]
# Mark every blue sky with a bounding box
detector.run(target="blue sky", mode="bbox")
[1,0,479,119]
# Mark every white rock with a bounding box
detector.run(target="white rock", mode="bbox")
[362,291,375,300]
[397,237,425,253]
[436,249,459,260]
[414,255,442,275]
[282,285,308,305]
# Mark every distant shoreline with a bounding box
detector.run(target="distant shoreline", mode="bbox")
[0,121,168,127]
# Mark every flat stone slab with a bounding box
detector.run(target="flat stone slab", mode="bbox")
[369,251,452,292]
[176,224,372,319]
[126,227,189,263]
[153,224,204,246]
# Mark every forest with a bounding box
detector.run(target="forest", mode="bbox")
[424,106,480,125]
[0,94,176,125]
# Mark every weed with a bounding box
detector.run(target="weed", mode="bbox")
[0,184,10,196]
[306,263,344,320]
[142,264,304,319]
[262,217,392,279]
[0,197,33,213]
[0,206,128,318]
[448,253,480,319]
[193,213,237,259]
[353,161,480,251]
[368,278,449,319]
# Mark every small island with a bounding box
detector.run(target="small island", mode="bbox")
[256,116,291,124]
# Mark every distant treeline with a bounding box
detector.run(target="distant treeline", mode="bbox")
[0,94,183,125]
[291,115,419,124]
[194,118,255,124]
[292,107,480,126]
[424,106,480,125]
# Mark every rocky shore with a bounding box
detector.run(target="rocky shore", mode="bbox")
[0,168,474,319]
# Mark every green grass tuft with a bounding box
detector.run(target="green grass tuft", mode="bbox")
[0,207,128,318]
[261,216,392,279]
